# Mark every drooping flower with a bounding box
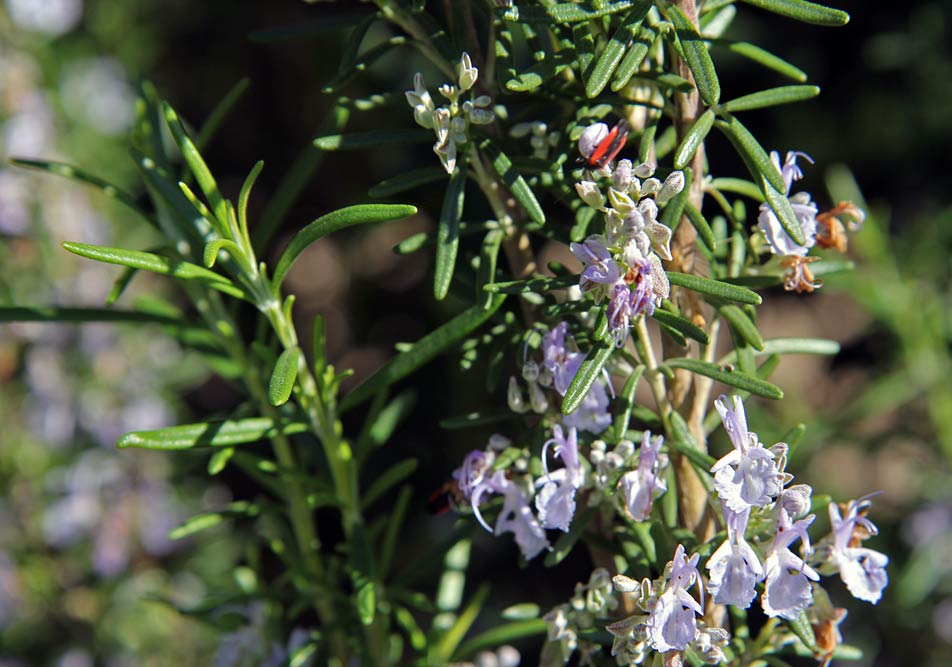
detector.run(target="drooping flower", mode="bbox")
[472,470,550,560]
[815,201,866,253]
[757,151,818,257]
[706,505,764,608]
[619,430,667,521]
[540,323,612,434]
[829,495,889,603]
[452,448,493,501]
[761,512,820,620]
[535,425,583,532]
[647,545,703,653]
[711,395,786,513]
[570,236,620,297]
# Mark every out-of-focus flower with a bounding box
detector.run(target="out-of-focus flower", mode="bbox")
[60,58,135,135]
[5,0,82,36]
[619,430,667,521]
[757,151,818,257]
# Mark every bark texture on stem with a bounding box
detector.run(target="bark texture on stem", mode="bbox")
[665,0,715,541]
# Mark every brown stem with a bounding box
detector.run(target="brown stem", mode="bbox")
[664,0,715,541]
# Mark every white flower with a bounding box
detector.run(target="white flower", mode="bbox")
[535,425,583,532]
[473,471,550,560]
[757,151,818,256]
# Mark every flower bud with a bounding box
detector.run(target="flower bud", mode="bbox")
[657,170,685,204]
[468,108,495,125]
[613,574,639,592]
[575,180,604,209]
[633,161,656,178]
[528,380,549,414]
[578,122,609,159]
[614,440,635,461]
[613,159,633,191]
[607,187,636,215]
[641,177,661,196]
[459,51,479,91]
[522,359,540,382]
[507,377,527,413]
[488,434,511,451]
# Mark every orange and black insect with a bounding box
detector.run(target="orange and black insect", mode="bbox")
[580,119,630,169]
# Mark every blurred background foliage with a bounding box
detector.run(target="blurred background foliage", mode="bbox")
[0,0,949,665]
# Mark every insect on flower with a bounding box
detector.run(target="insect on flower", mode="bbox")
[578,119,630,169]
[427,480,464,515]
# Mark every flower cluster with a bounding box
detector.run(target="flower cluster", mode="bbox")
[540,569,619,667]
[570,123,685,345]
[405,52,494,174]
[757,151,865,292]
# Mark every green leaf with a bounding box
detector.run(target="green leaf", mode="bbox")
[439,411,515,429]
[716,114,786,194]
[207,447,234,475]
[720,336,840,361]
[195,78,251,153]
[268,346,301,406]
[368,166,447,198]
[340,297,506,412]
[562,340,613,415]
[313,129,432,150]
[483,275,577,294]
[362,458,418,508]
[501,0,641,23]
[709,177,765,201]
[118,417,309,450]
[761,175,808,246]
[674,109,715,170]
[719,304,765,351]
[478,229,504,309]
[651,309,710,344]
[435,584,490,661]
[712,39,807,82]
[355,576,376,626]
[271,204,417,292]
[721,85,820,113]
[573,23,596,81]
[237,160,264,240]
[168,501,260,540]
[505,52,574,92]
[9,158,155,226]
[786,609,819,652]
[586,3,652,98]
[667,5,720,105]
[613,365,645,441]
[611,24,656,91]
[0,306,182,326]
[357,391,417,459]
[62,242,248,300]
[683,202,716,252]
[323,34,405,94]
[480,140,545,225]
[162,102,228,226]
[434,166,466,301]
[203,239,245,269]
[740,0,849,26]
[667,271,762,305]
[664,358,783,399]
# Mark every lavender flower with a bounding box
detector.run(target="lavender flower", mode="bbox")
[829,495,889,603]
[761,512,819,620]
[757,151,818,257]
[473,470,549,560]
[570,236,620,296]
[619,431,667,521]
[536,425,583,532]
[711,395,786,513]
[647,545,703,653]
[541,323,612,434]
[706,505,764,608]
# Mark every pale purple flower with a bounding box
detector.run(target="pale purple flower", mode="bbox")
[541,322,585,395]
[536,425,583,532]
[570,236,621,293]
[757,151,818,256]
[541,323,612,434]
[619,431,667,521]
[761,512,819,620]
[607,283,634,346]
[706,506,764,608]
[711,395,786,513]
[647,545,703,653]
[829,495,889,603]
[473,470,550,560]
[452,449,493,501]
